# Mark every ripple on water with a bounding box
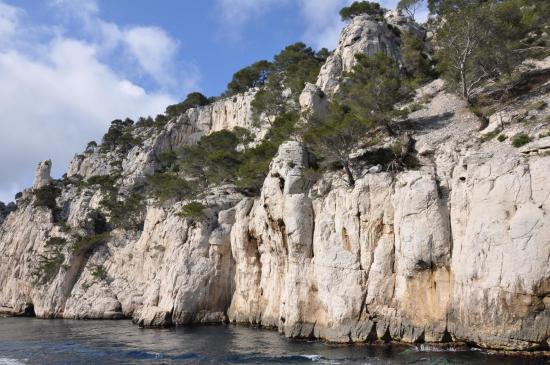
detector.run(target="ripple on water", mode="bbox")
[0,318,548,365]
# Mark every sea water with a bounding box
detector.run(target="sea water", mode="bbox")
[0,317,547,365]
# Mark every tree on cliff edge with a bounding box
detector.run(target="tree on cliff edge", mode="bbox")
[302,53,411,187]
[340,1,383,20]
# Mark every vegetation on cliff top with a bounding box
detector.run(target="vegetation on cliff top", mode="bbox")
[61,0,549,208]
[340,1,383,20]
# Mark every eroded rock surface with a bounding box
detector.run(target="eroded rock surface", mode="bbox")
[0,10,549,353]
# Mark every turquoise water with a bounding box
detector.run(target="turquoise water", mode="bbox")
[0,317,547,365]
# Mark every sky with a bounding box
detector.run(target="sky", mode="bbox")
[0,0,426,203]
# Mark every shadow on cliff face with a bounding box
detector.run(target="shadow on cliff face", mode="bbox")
[398,112,455,133]
[15,303,35,317]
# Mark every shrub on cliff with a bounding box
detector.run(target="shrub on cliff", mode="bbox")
[224,60,272,96]
[434,0,546,103]
[147,173,194,202]
[303,102,370,187]
[339,1,383,21]
[33,184,61,213]
[101,118,141,153]
[401,32,435,85]
[71,232,110,255]
[86,210,109,234]
[165,92,210,119]
[237,111,299,192]
[178,130,242,187]
[90,264,107,281]
[251,43,328,121]
[341,53,412,133]
[156,150,178,172]
[302,53,412,186]
[34,237,68,284]
[103,192,145,230]
[178,201,206,220]
[512,133,531,147]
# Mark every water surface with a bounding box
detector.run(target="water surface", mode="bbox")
[0,317,548,365]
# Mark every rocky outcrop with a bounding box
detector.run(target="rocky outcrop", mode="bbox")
[316,14,405,95]
[0,202,15,225]
[299,83,328,119]
[32,160,52,189]
[67,90,260,185]
[63,191,243,326]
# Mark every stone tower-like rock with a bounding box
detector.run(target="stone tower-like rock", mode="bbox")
[32,160,52,189]
[316,14,404,96]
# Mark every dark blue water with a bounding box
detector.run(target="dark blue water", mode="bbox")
[0,318,548,365]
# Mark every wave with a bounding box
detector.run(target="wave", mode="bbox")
[223,353,338,363]
[0,359,26,365]
[415,343,470,353]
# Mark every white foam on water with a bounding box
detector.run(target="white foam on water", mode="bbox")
[301,354,343,364]
[0,359,26,365]
[302,354,322,361]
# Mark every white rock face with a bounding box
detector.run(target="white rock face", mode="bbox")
[67,90,259,184]
[316,14,404,95]
[32,160,52,189]
[225,103,550,349]
[299,83,328,118]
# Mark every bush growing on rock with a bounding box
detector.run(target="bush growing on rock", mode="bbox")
[147,173,194,202]
[87,210,109,234]
[155,150,178,172]
[251,43,328,121]
[178,130,242,187]
[237,111,300,192]
[79,174,119,192]
[104,192,145,230]
[178,202,206,220]
[224,60,272,96]
[34,237,68,284]
[90,264,107,281]
[165,92,210,119]
[71,233,110,255]
[512,133,532,147]
[401,32,435,85]
[339,1,383,20]
[302,52,413,186]
[33,183,61,215]
[0,201,16,220]
[341,53,412,133]
[303,103,371,187]
[101,119,141,153]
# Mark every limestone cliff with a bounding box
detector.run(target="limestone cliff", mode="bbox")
[0,12,549,353]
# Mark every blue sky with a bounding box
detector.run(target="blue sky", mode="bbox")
[0,0,420,202]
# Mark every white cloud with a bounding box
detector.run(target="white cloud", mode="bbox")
[216,0,286,27]
[122,26,179,86]
[0,0,21,41]
[215,0,353,49]
[49,0,193,89]
[0,0,195,202]
[0,1,17,31]
[298,0,353,50]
